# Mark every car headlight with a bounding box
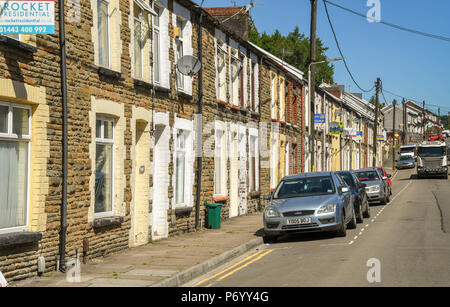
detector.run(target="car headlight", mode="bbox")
[316,204,336,215]
[265,208,281,218]
[366,186,380,193]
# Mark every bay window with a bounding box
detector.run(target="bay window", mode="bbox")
[0,102,30,233]
[95,117,114,217]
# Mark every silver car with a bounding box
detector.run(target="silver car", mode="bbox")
[263,172,357,242]
[396,155,415,169]
[354,168,390,205]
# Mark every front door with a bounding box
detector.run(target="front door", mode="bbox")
[152,124,169,240]
[229,130,239,218]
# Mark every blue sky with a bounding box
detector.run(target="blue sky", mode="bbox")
[195,0,450,115]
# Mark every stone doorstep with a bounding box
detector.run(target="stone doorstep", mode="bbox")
[123,269,179,277]
[87,278,153,286]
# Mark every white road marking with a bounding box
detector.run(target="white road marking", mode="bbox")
[349,241,354,245]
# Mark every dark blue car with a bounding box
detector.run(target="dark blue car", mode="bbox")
[336,171,371,223]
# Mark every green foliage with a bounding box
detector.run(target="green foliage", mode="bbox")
[249,23,334,83]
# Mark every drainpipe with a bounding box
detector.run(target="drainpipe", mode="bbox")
[195,7,204,230]
[58,0,68,272]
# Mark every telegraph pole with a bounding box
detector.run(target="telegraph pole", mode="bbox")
[402,98,406,145]
[392,99,396,170]
[422,100,426,139]
[372,78,380,167]
[309,0,317,172]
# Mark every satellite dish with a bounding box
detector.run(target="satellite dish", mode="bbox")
[176,55,202,77]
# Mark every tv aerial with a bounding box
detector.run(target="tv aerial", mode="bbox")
[176,55,202,77]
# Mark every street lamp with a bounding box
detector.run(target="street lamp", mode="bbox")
[308,57,343,172]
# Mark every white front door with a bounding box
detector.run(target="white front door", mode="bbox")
[229,131,239,218]
[152,124,169,240]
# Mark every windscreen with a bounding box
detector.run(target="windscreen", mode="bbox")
[418,147,445,156]
[400,155,414,161]
[338,173,354,187]
[400,147,415,153]
[355,170,380,182]
[273,176,335,199]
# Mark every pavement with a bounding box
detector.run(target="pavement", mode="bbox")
[13,211,264,287]
[187,167,450,287]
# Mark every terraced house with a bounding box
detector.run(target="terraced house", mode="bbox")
[0,1,307,282]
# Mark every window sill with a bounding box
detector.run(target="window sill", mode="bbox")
[249,191,261,199]
[213,195,229,203]
[0,231,42,247]
[93,216,123,229]
[0,35,37,53]
[154,84,170,93]
[98,66,122,79]
[177,91,193,100]
[217,99,228,107]
[230,104,241,111]
[133,78,153,89]
[239,107,248,114]
[175,206,193,216]
[250,111,260,118]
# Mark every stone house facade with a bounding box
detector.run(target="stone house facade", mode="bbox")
[0,1,306,282]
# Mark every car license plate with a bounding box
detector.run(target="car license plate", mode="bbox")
[287,217,312,225]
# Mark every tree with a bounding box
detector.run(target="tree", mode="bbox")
[249,23,334,84]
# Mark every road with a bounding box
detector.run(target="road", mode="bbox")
[185,168,450,287]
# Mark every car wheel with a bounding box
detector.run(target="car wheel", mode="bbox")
[348,205,357,229]
[363,199,371,218]
[356,201,364,223]
[335,211,347,237]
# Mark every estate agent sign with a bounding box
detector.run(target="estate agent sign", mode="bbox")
[0,0,55,35]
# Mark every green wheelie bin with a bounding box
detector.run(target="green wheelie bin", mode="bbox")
[205,201,223,229]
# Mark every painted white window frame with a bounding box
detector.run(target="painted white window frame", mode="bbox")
[216,39,228,102]
[95,116,115,218]
[248,128,259,192]
[97,0,111,68]
[229,49,240,106]
[152,5,161,84]
[271,74,276,119]
[175,16,185,91]
[133,3,144,79]
[0,101,31,234]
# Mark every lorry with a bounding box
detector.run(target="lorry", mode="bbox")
[417,141,448,179]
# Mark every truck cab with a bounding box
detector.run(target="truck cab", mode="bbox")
[417,141,448,179]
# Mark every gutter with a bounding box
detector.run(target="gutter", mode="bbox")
[195,6,204,229]
[58,0,68,272]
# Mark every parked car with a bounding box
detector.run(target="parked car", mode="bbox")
[376,166,392,196]
[263,172,357,242]
[396,155,415,169]
[354,168,390,205]
[336,171,370,223]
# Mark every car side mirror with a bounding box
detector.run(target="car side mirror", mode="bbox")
[360,183,367,188]
[382,176,388,180]
[263,194,271,201]
[340,187,349,193]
